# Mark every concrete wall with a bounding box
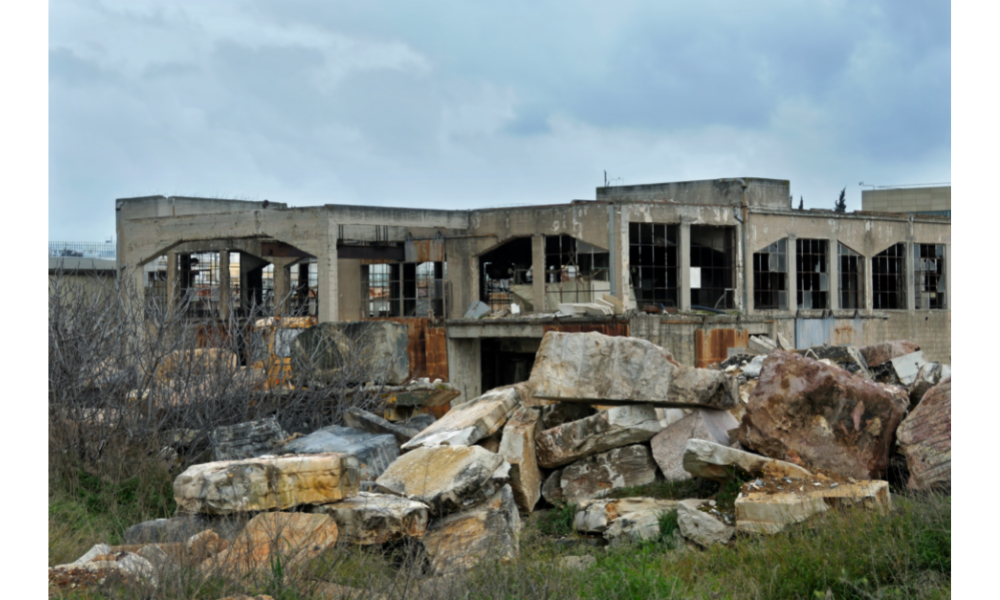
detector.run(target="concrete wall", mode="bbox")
[597,177,791,209]
[447,337,481,403]
[862,186,951,214]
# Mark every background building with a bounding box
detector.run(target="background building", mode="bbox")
[862,184,951,217]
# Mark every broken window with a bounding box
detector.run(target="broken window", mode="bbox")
[368,263,400,317]
[545,235,610,308]
[752,239,787,310]
[914,243,946,309]
[872,243,906,309]
[838,243,864,310]
[364,261,446,318]
[690,226,736,310]
[177,252,223,318]
[796,239,829,310]
[479,238,533,313]
[628,223,678,309]
[289,259,317,317]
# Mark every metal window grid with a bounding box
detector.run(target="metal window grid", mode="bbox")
[753,238,787,310]
[796,239,829,310]
[914,243,946,309]
[628,223,678,308]
[839,243,864,310]
[872,243,906,309]
[690,226,736,310]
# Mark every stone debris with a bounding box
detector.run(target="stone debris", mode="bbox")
[860,340,920,369]
[50,551,157,592]
[560,444,658,503]
[795,345,872,379]
[776,333,793,350]
[539,401,597,430]
[529,331,735,409]
[541,469,565,505]
[682,439,813,483]
[174,453,360,514]
[421,484,520,576]
[282,425,399,481]
[207,512,339,575]
[735,479,889,534]
[375,445,510,517]
[309,492,429,544]
[477,431,502,453]
[574,497,681,534]
[535,405,666,468]
[737,350,909,480]
[124,514,246,545]
[556,555,596,571]
[291,320,410,385]
[677,499,735,546]
[740,355,766,379]
[343,407,425,446]
[401,387,520,450]
[210,417,288,461]
[186,529,229,563]
[747,335,777,355]
[498,406,543,513]
[651,410,740,481]
[890,351,929,386]
[908,362,951,407]
[896,376,951,491]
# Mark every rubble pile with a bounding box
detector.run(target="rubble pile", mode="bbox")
[51,330,952,593]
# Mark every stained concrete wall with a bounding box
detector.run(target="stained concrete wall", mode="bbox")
[447,337,481,404]
[598,177,791,209]
[862,186,951,214]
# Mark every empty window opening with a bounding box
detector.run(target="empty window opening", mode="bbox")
[752,239,787,310]
[479,238,533,312]
[364,261,446,317]
[872,243,906,309]
[481,338,540,392]
[839,243,864,310]
[914,243,946,309]
[545,235,610,309]
[177,252,222,317]
[628,223,678,309]
[368,263,400,317]
[690,226,736,310]
[796,239,829,310]
[289,259,317,317]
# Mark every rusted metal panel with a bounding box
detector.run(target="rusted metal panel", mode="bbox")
[694,328,749,368]
[425,325,449,381]
[404,238,444,263]
[542,322,630,337]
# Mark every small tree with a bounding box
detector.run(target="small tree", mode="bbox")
[834,188,847,212]
[798,196,804,210]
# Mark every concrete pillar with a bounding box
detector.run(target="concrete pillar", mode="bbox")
[827,239,839,311]
[531,234,545,313]
[905,240,916,311]
[271,257,299,316]
[679,222,691,311]
[166,252,178,313]
[317,236,339,323]
[218,250,230,320]
[613,205,628,305]
[786,235,797,313]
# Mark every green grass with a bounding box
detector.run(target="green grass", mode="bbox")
[535,502,578,537]
[603,478,719,501]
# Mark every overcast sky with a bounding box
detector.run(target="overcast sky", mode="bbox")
[48,0,951,241]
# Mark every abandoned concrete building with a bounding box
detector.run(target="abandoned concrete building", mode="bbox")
[116,177,951,403]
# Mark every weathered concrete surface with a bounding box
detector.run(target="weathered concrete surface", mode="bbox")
[343,407,423,446]
[541,469,564,505]
[375,445,509,517]
[291,321,409,385]
[737,350,909,480]
[401,387,520,450]
[735,480,890,534]
[574,498,681,534]
[174,453,360,514]
[498,406,542,513]
[896,376,951,491]
[528,331,736,409]
[860,340,920,369]
[908,363,951,406]
[309,492,429,544]
[677,499,734,546]
[560,445,658,504]
[210,417,288,461]
[651,410,739,481]
[682,439,812,482]
[535,405,665,468]
[421,484,520,576]
[208,512,339,575]
[282,425,398,481]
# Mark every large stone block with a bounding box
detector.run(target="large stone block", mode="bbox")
[498,406,542,513]
[528,331,736,409]
[421,485,520,576]
[173,453,360,514]
[860,340,920,369]
[401,387,520,450]
[574,497,681,534]
[375,445,509,517]
[651,410,739,481]
[796,345,871,379]
[682,439,812,482]
[210,417,288,462]
[343,407,424,446]
[896,376,951,491]
[735,480,889,534]
[207,512,339,575]
[908,363,951,407]
[291,321,409,385]
[535,405,665,468]
[737,350,909,480]
[677,499,734,547]
[560,445,658,504]
[309,492,429,545]
[282,425,399,481]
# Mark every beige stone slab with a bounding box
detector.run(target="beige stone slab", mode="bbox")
[735,480,889,534]
[310,492,429,545]
[422,484,520,576]
[207,512,339,575]
[682,439,812,482]
[401,387,520,450]
[498,406,542,513]
[535,404,665,468]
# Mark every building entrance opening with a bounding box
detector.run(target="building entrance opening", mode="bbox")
[690,226,736,310]
[480,337,540,392]
[479,238,533,312]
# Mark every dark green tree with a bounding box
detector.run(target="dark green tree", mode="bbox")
[798,196,804,210]
[834,188,847,212]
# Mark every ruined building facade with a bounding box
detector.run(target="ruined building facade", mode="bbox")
[116,177,951,403]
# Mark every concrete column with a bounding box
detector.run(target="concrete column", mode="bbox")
[166,252,178,313]
[531,234,545,313]
[614,205,629,305]
[945,243,951,310]
[317,226,339,323]
[271,257,299,316]
[827,238,839,311]
[786,235,797,313]
[864,248,874,315]
[905,240,916,311]
[218,250,230,320]
[679,222,691,311]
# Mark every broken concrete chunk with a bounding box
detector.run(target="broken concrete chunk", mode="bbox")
[737,350,909,480]
[375,445,509,517]
[560,445,658,504]
[209,417,288,462]
[776,333,793,350]
[499,407,543,513]
[651,410,740,481]
[860,340,920,369]
[677,499,735,547]
[740,355,766,379]
[890,351,929,386]
[574,497,681,534]
[735,480,889,534]
[421,484,520,576]
[682,439,812,482]
[401,387,520,450]
[535,405,665,468]
[309,492,429,545]
[908,362,950,407]
[207,512,339,575]
[173,453,360,514]
[896,376,951,492]
[291,321,409,386]
[343,407,423,446]
[747,336,777,355]
[795,345,872,380]
[282,425,399,481]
